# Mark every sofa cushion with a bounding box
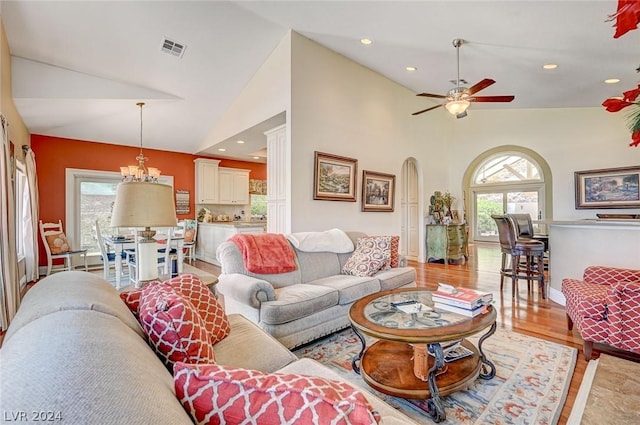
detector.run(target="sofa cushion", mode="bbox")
[374,267,417,291]
[213,314,298,373]
[296,248,343,283]
[138,283,216,369]
[5,271,145,343]
[310,275,381,305]
[173,362,380,425]
[121,275,230,345]
[45,231,71,254]
[261,284,339,325]
[0,309,193,425]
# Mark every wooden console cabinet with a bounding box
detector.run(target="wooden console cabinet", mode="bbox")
[426,224,468,263]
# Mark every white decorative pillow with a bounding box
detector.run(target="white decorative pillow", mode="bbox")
[342,236,392,277]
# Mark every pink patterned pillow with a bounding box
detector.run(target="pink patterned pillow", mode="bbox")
[174,363,380,425]
[342,236,392,277]
[138,283,216,369]
[164,274,230,345]
[120,275,230,345]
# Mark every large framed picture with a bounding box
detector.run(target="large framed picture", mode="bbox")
[575,166,640,209]
[361,170,395,212]
[313,151,358,201]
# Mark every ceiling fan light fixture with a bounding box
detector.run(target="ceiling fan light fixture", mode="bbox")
[445,100,470,116]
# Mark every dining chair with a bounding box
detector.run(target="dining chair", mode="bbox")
[125,230,176,288]
[176,219,198,263]
[39,219,88,276]
[95,220,127,280]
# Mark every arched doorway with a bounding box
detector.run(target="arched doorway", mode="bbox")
[401,158,424,262]
[463,146,553,243]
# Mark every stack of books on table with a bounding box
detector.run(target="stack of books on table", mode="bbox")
[431,284,493,317]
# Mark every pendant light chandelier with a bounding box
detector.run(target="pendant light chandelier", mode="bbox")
[120,102,161,182]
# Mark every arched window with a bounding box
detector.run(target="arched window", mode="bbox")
[468,150,549,243]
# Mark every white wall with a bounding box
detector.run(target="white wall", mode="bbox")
[288,32,449,234]
[449,107,640,220]
[200,31,291,151]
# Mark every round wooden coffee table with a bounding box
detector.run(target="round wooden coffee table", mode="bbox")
[348,288,497,423]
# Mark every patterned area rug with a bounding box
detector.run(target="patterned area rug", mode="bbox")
[293,328,577,424]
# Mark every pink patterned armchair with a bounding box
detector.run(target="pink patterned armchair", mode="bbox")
[562,266,640,360]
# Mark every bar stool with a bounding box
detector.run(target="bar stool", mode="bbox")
[492,214,546,299]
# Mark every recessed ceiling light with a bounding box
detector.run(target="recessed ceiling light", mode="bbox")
[604,78,620,84]
[406,66,417,72]
[218,148,226,152]
[236,140,245,144]
[542,64,558,70]
[360,38,373,45]
[253,156,260,160]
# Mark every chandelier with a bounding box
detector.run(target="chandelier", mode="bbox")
[120,102,161,182]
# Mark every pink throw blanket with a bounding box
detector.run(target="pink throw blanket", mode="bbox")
[230,233,297,274]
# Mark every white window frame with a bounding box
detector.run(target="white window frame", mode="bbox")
[65,168,174,261]
[469,153,546,243]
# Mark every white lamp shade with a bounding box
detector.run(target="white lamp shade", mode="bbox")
[111,182,177,228]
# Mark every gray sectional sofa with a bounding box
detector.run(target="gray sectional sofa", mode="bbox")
[0,271,418,424]
[216,231,417,349]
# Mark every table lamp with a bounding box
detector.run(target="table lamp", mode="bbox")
[110,181,177,283]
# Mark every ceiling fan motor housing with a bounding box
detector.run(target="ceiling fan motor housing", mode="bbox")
[447,86,469,101]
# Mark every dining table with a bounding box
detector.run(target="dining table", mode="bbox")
[103,235,184,289]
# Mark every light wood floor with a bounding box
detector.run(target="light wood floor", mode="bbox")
[194,242,640,425]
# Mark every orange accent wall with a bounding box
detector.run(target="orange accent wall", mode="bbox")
[31,134,266,265]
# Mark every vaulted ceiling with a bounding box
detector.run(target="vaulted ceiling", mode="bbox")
[2,1,637,162]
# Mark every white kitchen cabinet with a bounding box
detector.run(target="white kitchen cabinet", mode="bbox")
[195,222,266,266]
[194,159,220,204]
[218,167,250,205]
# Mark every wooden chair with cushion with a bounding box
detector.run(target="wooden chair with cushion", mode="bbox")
[491,214,546,299]
[39,219,88,276]
[562,265,640,360]
[176,219,198,263]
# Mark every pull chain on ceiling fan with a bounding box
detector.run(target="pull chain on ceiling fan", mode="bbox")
[412,38,515,119]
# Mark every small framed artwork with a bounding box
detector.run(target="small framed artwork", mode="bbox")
[362,170,395,212]
[451,210,460,223]
[433,211,442,223]
[313,151,358,201]
[575,166,640,209]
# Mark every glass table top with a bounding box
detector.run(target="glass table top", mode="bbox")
[363,290,469,330]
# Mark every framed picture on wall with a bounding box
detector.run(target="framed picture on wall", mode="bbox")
[313,151,358,201]
[575,166,640,209]
[361,170,395,212]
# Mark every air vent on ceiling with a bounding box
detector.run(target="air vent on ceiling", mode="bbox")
[160,37,186,58]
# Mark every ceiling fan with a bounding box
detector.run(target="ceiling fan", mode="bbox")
[412,39,515,119]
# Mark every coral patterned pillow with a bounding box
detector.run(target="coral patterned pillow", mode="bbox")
[120,275,229,345]
[342,236,392,277]
[184,228,196,243]
[174,363,380,425]
[164,274,230,345]
[138,283,216,369]
[45,232,71,254]
[389,235,400,268]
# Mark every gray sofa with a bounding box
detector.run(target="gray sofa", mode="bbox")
[216,231,417,349]
[0,271,418,425]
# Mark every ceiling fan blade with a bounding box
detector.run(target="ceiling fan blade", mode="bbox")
[411,104,443,115]
[417,92,447,99]
[471,95,515,103]
[467,78,496,95]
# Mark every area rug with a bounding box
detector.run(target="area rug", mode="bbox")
[293,328,577,424]
[567,354,640,425]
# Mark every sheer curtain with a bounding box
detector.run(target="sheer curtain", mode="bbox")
[23,145,39,283]
[0,114,19,330]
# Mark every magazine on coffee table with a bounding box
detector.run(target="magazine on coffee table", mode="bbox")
[427,341,474,363]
